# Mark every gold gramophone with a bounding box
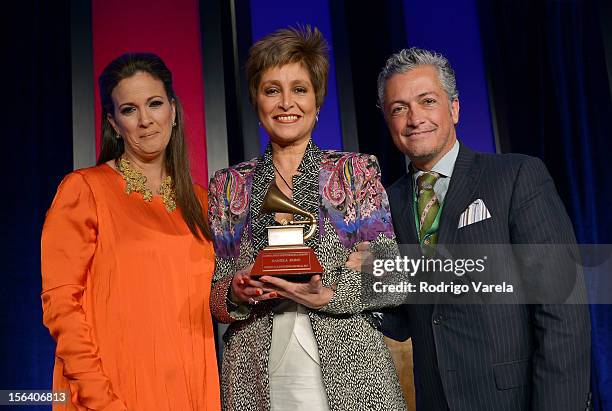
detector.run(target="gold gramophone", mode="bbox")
[250,183,323,282]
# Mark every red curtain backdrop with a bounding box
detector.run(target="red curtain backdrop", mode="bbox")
[92,0,208,185]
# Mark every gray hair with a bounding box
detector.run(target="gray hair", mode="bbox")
[377,47,458,108]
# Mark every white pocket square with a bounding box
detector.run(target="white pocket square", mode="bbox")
[458,199,491,229]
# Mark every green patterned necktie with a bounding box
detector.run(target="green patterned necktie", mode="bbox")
[416,172,441,245]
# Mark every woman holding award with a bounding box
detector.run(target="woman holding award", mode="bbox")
[209,26,407,411]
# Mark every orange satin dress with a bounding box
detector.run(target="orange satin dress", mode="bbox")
[41,164,220,411]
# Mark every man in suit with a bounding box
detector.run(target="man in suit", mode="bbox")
[377,47,591,410]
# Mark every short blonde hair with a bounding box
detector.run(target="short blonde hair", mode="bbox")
[245,25,329,108]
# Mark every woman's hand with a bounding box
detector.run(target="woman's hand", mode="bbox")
[345,241,374,273]
[258,275,334,310]
[230,264,278,305]
[257,241,374,309]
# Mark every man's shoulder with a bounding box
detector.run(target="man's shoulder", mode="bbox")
[466,149,558,209]
[466,145,548,179]
[474,150,541,167]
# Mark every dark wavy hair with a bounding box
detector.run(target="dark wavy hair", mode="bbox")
[97,52,210,240]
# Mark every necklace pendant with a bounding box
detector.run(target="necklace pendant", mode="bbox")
[116,157,176,212]
[158,176,177,212]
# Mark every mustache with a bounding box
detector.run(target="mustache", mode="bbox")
[401,128,437,137]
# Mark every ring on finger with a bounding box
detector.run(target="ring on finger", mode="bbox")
[248,297,259,305]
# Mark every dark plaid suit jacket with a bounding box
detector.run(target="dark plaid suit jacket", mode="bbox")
[381,143,591,411]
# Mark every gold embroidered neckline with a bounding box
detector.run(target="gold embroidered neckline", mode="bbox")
[115,157,177,212]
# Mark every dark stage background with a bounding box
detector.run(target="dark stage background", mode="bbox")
[3,0,611,410]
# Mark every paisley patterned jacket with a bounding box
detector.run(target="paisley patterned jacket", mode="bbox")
[208,140,408,411]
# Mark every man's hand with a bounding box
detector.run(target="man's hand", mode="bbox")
[346,241,374,272]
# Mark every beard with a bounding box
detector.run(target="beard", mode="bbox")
[397,132,455,168]
[409,149,439,165]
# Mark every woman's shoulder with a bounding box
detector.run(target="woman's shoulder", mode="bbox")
[51,164,125,209]
[320,150,380,167]
[47,166,112,214]
[74,163,116,176]
[58,164,114,191]
[209,157,259,182]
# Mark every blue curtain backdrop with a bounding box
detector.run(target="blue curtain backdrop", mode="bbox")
[1,1,71,409]
[477,0,612,409]
[331,0,410,186]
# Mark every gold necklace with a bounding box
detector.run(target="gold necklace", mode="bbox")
[115,157,177,212]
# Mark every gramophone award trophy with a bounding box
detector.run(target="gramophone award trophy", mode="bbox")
[250,183,323,282]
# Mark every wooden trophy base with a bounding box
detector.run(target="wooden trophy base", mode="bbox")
[251,245,323,282]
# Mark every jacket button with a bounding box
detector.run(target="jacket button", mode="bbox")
[433,314,443,325]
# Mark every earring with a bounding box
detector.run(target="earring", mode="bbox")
[116,133,122,139]
[172,120,176,127]
[258,121,262,127]
[315,108,320,123]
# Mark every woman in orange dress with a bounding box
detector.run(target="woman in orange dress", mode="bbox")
[41,53,220,411]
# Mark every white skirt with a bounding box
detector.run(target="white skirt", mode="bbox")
[269,303,330,411]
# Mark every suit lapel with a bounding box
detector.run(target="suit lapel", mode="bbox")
[250,145,275,254]
[437,143,481,244]
[391,173,419,245]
